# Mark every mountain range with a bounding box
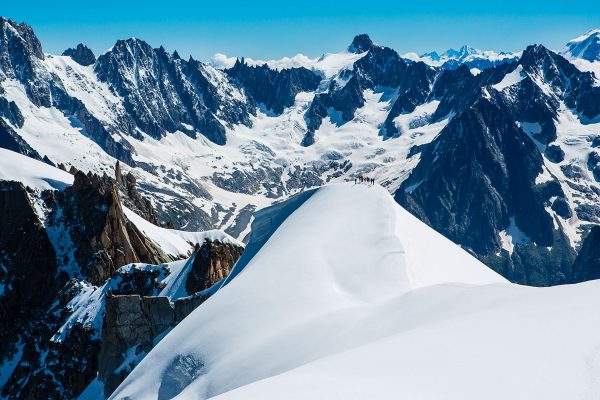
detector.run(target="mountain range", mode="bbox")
[1,16,600,399]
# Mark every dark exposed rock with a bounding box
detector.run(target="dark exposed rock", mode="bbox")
[348,34,374,53]
[51,171,167,284]
[226,59,321,114]
[0,118,42,160]
[99,294,175,396]
[94,39,254,144]
[0,17,49,106]
[304,39,436,144]
[0,97,24,127]
[1,280,101,399]
[114,161,160,225]
[395,97,572,285]
[565,31,600,62]
[572,226,600,281]
[0,181,60,362]
[98,238,243,397]
[186,239,245,293]
[551,197,572,219]
[545,144,565,163]
[62,43,96,66]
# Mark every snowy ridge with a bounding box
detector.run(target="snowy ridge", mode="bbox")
[110,183,506,399]
[111,183,600,400]
[0,148,74,191]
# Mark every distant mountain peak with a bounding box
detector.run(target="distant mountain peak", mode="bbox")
[442,45,480,61]
[421,50,440,61]
[564,28,600,61]
[348,34,374,53]
[62,43,96,66]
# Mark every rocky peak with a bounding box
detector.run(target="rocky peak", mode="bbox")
[348,34,374,53]
[62,43,96,66]
[57,171,167,284]
[0,17,51,106]
[571,226,600,282]
[95,37,252,144]
[421,50,441,61]
[113,161,160,225]
[0,17,44,60]
[226,58,321,114]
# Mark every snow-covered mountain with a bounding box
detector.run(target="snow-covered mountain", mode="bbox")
[564,29,600,62]
[403,44,518,72]
[109,183,600,400]
[2,17,600,398]
[2,17,600,284]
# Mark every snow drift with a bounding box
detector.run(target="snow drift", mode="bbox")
[109,183,544,400]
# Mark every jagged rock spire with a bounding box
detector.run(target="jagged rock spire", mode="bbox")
[62,43,96,66]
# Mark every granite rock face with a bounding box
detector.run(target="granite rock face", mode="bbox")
[97,237,244,397]
[572,226,600,282]
[51,171,168,284]
[0,181,60,365]
[186,238,245,293]
[94,39,254,144]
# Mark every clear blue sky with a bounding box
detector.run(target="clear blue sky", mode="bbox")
[5,0,600,61]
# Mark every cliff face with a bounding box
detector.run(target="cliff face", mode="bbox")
[51,170,168,284]
[0,167,198,399]
[186,238,245,293]
[0,181,60,363]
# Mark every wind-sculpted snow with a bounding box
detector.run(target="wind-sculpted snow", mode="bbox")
[110,183,505,400]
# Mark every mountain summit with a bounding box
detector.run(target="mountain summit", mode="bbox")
[348,33,375,53]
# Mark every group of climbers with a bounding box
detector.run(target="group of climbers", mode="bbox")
[355,175,375,185]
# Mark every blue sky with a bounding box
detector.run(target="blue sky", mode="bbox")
[5,0,600,61]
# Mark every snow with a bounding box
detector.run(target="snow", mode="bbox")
[403,48,517,67]
[1,79,120,177]
[44,55,125,125]
[567,29,600,45]
[566,57,600,86]
[214,280,600,400]
[0,148,74,191]
[492,65,525,91]
[110,183,508,400]
[498,217,532,254]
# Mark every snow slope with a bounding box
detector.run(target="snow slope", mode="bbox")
[0,148,74,191]
[110,183,511,400]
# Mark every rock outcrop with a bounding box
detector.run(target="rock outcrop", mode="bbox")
[186,238,245,293]
[226,59,321,114]
[114,161,160,226]
[97,237,244,397]
[94,39,254,144]
[571,226,600,282]
[51,171,168,284]
[0,181,60,363]
[62,43,96,66]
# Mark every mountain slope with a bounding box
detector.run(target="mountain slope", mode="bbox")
[2,19,600,288]
[110,183,506,399]
[111,183,600,400]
